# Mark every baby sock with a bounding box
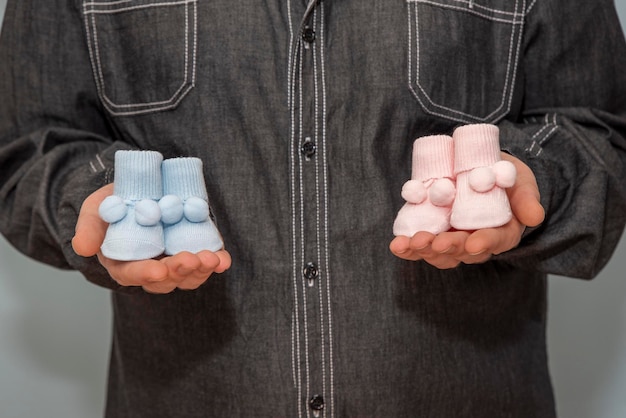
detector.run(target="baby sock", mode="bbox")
[393,135,456,236]
[159,157,224,255]
[450,124,517,230]
[99,150,165,261]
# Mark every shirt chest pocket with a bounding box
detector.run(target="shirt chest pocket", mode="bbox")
[407,0,527,124]
[82,0,197,116]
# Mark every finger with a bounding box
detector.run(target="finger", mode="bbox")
[177,276,210,291]
[391,249,425,262]
[509,185,545,228]
[213,250,232,274]
[98,253,169,287]
[163,250,224,278]
[430,230,471,255]
[389,236,416,259]
[419,232,470,269]
[175,251,228,290]
[160,251,228,289]
[392,233,462,268]
[392,232,434,261]
[464,219,525,256]
[456,251,493,265]
[162,252,203,282]
[196,250,223,272]
[409,231,436,250]
[501,153,545,228]
[420,254,462,269]
[173,250,231,290]
[429,230,492,266]
[142,281,178,294]
[72,184,114,257]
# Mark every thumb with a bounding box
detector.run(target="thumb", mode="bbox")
[72,184,114,257]
[502,153,545,228]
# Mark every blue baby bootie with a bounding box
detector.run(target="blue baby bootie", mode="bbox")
[159,157,223,255]
[99,150,165,260]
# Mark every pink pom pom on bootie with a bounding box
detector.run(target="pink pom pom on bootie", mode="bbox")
[449,124,517,230]
[393,135,456,236]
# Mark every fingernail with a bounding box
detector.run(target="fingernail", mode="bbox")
[439,246,456,254]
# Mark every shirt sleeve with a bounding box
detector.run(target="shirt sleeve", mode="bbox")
[496,0,626,279]
[0,0,133,291]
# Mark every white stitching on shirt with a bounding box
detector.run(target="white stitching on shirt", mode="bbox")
[526,0,538,14]
[410,0,529,17]
[320,3,335,415]
[414,0,521,117]
[95,153,106,170]
[503,0,524,118]
[297,40,312,418]
[96,3,190,108]
[525,113,559,156]
[83,0,196,14]
[290,3,335,416]
[311,9,328,418]
[82,0,197,116]
[407,0,525,23]
[312,5,335,416]
[407,0,526,123]
[83,0,132,8]
[105,168,114,185]
[288,1,303,415]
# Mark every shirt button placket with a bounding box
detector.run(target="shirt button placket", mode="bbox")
[302,26,316,47]
[303,261,319,287]
[301,137,317,160]
[309,394,325,417]
[293,4,330,416]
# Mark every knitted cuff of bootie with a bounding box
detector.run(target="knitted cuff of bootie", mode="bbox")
[99,150,165,261]
[393,135,456,237]
[159,157,224,255]
[450,124,516,230]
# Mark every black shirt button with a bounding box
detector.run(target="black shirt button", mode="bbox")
[303,262,319,281]
[302,27,316,43]
[301,140,317,158]
[309,394,324,411]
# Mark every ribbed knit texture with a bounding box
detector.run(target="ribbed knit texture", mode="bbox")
[393,135,455,236]
[100,150,165,260]
[453,124,501,174]
[161,157,223,254]
[113,150,163,200]
[412,135,455,180]
[450,124,513,230]
[162,157,207,200]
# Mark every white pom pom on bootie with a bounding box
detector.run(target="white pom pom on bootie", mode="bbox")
[450,124,517,230]
[393,135,456,236]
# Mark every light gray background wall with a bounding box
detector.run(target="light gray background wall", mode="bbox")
[1,1,626,417]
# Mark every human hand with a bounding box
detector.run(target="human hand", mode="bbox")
[72,184,231,293]
[389,153,544,269]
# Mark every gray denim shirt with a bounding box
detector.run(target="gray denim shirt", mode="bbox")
[2,0,626,417]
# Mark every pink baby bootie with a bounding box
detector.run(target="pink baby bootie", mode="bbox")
[450,124,517,230]
[393,135,456,236]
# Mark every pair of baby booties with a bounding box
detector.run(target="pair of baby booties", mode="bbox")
[99,124,514,260]
[99,151,223,261]
[393,124,517,237]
